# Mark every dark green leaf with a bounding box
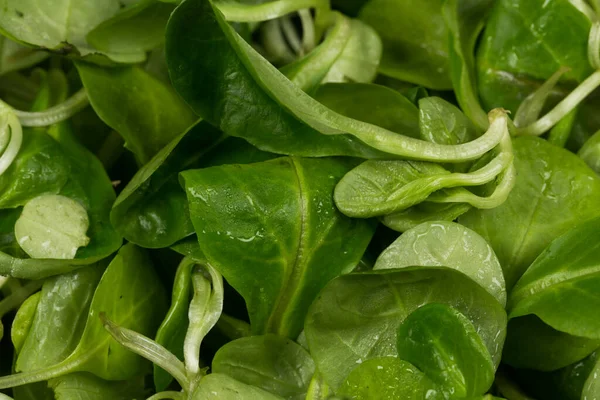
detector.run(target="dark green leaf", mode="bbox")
[460,137,600,288]
[374,221,506,306]
[337,357,442,400]
[359,0,451,89]
[502,315,600,371]
[396,304,495,398]
[154,258,194,391]
[191,373,284,400]
[181,157,376,338]
[212,334,315,400]
[76,63,197,164]
[304,267,506,389]
[509,216,600,339]
[16,265,105,372]
[86,0,174,56]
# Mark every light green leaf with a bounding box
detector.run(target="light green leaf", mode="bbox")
[374,221,506,306]
[15,194,90,260]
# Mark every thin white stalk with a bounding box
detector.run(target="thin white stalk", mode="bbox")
[517,70,600,136]
[514,67,569,128]
[299,9,316,53]
[101,314,190,391]
[589,21,600,69]
[568,0,598,21]
[280,15,303,55]
[9,89,89,127]
[183,265,224,377]
[0,108,22,176]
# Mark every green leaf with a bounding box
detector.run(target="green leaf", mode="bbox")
[0,0,150,63]
[312,83,421,139]
[212,334,315,400]
[0,73,121,278]
[86,0,174,56]
[49,372,146,400]
[110,121,275,249]
[381,202,472,232]
[418,97,479,145]
[578,129,600,174]
[509,216,600,339]
[502,315,600,371]
[11,291,40,353]
[16,264,104,372]
[14,194,90,260]
[374,221,506,306]
[460,136,600,288]
[304,267,506,389]
[76,63,197,164]
[154,258,194,391]
[181,157,376,338]
[336,357,442,400]
[359,0,451,89]
[191,373,284,400]
[443,0,495,130]
[0,37,47,76]
[476,0,592,113]
[0,130,70,209]
[396,304,495,398]
[321,19,382,84]
[512,351,600,400]
[0,244,167,388]
[165,0,505,161]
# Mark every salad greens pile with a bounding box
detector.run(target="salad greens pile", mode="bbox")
[0,0,599,399]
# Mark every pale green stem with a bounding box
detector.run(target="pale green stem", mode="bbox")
[568,0,598,21]
[299,9,316,53]
[261,20,297,64]
[0,355,82,389]
[589,21,600,69]
[429,128,516,209]
[516,70,600,136]
[11,89,88,127]
[183,265,224,377]
[284,13,350,91]
[101,314,190,391]
[514,67,568,128]
[0,107,22,176]
[280,15,303,55]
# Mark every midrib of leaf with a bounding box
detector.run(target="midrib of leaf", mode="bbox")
[265,158,308,338]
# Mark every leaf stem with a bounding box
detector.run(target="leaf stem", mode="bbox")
[0,108,22,176]
[0,356,81,389]
[183,264,223,376]
[100,313,191,392]
[4,89,89,128]
[516,70,600,136]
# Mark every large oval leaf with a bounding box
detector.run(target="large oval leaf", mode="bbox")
[212,334,315,399]
[180,157,376,339]
[304,267,506,389]
[396,304,496,398]
[460,137,600,288]
[374,221,506,306]
[509,216,600,340]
